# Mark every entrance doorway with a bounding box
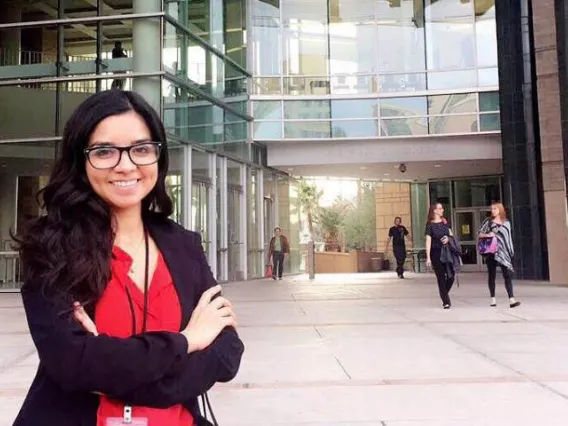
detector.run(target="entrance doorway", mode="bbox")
[453,208,490,272]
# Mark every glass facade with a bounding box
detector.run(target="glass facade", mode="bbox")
[251,0,500,140]
[0,0,301,289]
[253,91,500,139]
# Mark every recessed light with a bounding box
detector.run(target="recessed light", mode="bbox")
[287,168,294,171]
[434,164,441,168]
[360,166,367,170]
[384,173,390,176]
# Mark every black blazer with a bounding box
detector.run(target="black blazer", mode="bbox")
[12,215,245,426]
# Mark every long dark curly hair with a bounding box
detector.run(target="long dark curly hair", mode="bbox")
[14,90,173,307]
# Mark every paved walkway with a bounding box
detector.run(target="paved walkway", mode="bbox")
[2,272,568,425]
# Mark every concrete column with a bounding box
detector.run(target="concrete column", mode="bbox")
[132,0,161,111]
[532,0,568,283]
[0,2,22,65]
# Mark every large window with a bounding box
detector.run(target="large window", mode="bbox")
[253,91,500,140]
[377,0,426,74]
[251,0,498,93]
[329,0,377,76]
[252,0,281,76]
[282,0,329,76]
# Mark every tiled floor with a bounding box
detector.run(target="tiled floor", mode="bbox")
[2,272,568,425]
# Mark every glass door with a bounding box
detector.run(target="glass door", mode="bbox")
[228,185,243,281]
[453,208,489,271]
[192,180,210,256]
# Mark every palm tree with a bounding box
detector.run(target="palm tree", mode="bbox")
[297,180,322,241]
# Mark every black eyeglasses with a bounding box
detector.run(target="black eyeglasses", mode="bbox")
[84,142,163,170]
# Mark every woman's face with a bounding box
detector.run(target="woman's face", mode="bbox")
[434,203,444,218]
[85,111,159,213]
[491,205,500,218]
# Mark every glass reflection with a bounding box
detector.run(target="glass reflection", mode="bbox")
[254,122,283,139]
[253,101,283,120]
[252,0,281,75]
[332,120,378,138]
[224,0,247,68]
[253,77,282,95]
[479,91,499,112]
[475,0,497,67]
[478,68,499,87]
[284,121,331,138]
[282,0,329,76]
[480,113,500,131]
[427,70,477,90]
[425,0,475,70]
[429,114,478,134]
[331,75,376,95]
[377,0,426,73]
[380,97,428,117]
[380,117,428,136]
[284,76,330,95]
[166,144,184,225]
[428,93,477,115]
[331,99,377,119]
[284,100,331,119]
[378,73,427,93]
[329,1,378,76]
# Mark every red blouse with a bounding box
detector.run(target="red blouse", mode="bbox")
[94,246,193,426]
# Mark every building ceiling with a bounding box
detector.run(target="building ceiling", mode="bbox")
[277,159,503,181]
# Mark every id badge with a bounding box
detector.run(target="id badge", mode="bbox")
[105,419,148,426]
[105,406,148,426]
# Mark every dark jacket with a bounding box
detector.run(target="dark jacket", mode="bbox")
[440,235,462,278]
[13,215,245,426]
[268,235,290,255]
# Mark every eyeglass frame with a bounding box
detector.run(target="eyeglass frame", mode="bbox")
[84,142,163,170]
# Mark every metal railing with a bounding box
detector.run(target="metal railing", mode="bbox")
[0,48,96,66]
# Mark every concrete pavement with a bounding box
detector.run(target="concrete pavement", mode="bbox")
[2,272,568,425]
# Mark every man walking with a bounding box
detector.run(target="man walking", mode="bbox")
[386,217,411,279]
[268,227,290,280]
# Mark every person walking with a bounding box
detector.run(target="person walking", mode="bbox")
[386,216,411,279]
[11,90,244,426]
[267,227,290,280]
[478,202,521,308]
[425,202,455,309]
[111,41,127,90]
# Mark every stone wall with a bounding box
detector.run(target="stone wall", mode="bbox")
[532,0,568,283]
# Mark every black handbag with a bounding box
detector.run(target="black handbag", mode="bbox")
[195,393,219,426]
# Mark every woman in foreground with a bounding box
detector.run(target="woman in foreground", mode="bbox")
[13,90,244,426]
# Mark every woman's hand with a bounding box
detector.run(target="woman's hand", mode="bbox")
[73,302,99,336]
[441,236,450,245]
[426,259,432,269]
[182,285,237,353]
